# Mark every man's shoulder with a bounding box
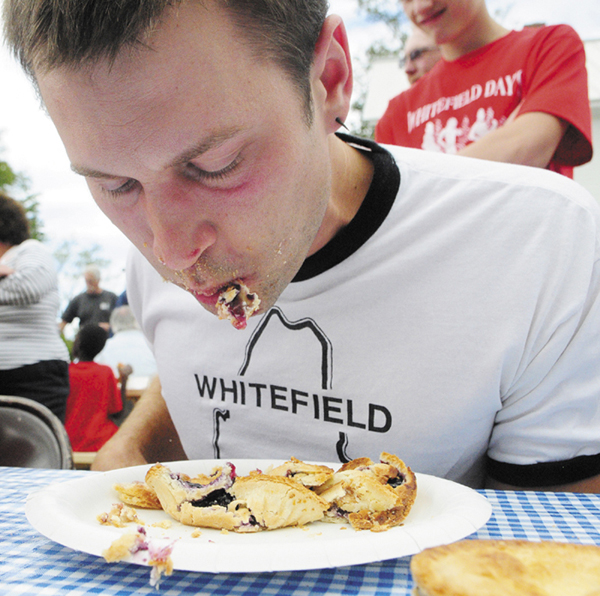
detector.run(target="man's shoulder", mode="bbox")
[69,291,86,304]
[526,23,582,39]
[73,360,114,376]
[510,23,584,51]
[386,143,598,207]
[100,289,118,300]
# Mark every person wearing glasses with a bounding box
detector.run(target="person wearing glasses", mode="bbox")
[376,0,592,178]
[402,28,441,85]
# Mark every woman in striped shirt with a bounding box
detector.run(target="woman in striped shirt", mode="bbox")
[0,191,70,420]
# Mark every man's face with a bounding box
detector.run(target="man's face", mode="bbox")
[403,30,441,85]
[84,272,99,292]
[37,1,333,318]
[400,0,485,47]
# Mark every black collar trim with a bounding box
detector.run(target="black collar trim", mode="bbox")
[292,134,400,282]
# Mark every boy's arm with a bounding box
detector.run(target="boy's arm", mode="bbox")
[91,375,186,471]
[458,111,568,168]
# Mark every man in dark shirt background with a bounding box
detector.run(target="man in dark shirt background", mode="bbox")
[60,265,117,333]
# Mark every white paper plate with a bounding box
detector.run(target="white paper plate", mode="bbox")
[26,459,491,573]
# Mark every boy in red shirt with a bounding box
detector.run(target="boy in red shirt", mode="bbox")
[376,0,592,177]
[65,324,122,452]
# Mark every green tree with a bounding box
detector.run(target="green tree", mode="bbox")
[0,136,45,241]
[357,0,406,41]
[349,1,410,138]
[0,159,17,188]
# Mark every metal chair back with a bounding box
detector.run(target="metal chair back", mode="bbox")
[0,395,74,469]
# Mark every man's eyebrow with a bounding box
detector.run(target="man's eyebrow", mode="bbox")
[70,164,114,178]
[70,127,244,179]
[166,127,243,169]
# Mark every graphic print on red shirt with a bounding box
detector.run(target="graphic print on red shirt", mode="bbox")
[376,25,592,178]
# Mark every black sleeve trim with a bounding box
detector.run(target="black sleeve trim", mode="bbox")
[486,453,600,488]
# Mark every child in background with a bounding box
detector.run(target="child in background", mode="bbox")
[65,324,122,452]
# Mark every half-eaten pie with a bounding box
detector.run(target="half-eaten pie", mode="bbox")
[112,452,417,533]
[314,452,417,531]
[145,462,329,532]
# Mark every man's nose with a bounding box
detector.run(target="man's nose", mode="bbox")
[412,0,435,12]
[411,0,436,21]
[145,188,217,271]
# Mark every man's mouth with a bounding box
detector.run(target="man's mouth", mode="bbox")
[418,7,446,27]
[160,258,262,329]
[191,280,261,330]
[190,288,220,307]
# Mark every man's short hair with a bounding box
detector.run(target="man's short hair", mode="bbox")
[83,264,101,284]
[2,0,329,122]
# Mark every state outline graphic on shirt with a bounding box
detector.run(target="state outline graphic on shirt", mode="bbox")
[195,306,393,462]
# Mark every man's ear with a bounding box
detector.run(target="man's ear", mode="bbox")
[311,15,353,134]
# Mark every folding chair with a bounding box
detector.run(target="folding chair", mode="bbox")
[0,395,74,469]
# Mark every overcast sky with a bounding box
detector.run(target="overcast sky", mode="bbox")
[1,0,599,296]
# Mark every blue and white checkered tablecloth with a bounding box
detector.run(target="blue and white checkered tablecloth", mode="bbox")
[1,466,600,595]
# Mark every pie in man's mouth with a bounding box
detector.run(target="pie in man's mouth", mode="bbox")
[114,453,417,533]
[215,280,261,330]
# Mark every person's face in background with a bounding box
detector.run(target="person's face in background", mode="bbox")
[84,272,100,294]
[402,28,441,84]
[402,0,492,60]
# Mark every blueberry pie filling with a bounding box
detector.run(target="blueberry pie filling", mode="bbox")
[167,461,236,505]
[387,474,405,488]
[189,488,235,509]
[145,462,329,532]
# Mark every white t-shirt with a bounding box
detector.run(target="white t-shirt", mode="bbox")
[127,138,600,488]
[96,329,158,378]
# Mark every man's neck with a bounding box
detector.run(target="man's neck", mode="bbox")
[307,135,374,256]
[440,15,510,61]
